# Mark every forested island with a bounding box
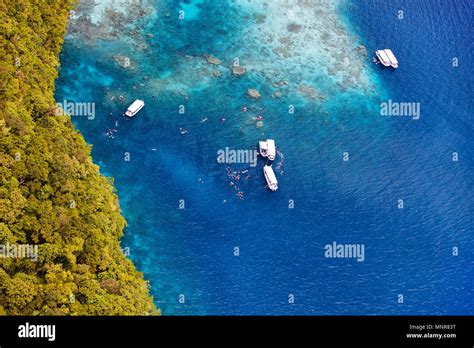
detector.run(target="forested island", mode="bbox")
[0,0,157,315]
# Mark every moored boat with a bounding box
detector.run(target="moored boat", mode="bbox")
[375,49,391,67]
[125,99,145,117]
[259,141,268,157]
[263,165,278,191]
[266,139,276,160]
[383,49,398,68]
[259,139,276,160]
[375,49,398,68]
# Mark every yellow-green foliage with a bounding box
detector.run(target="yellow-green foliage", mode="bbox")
[0,0,158,315]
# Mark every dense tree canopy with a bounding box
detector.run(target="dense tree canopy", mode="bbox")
[0,0,158,315]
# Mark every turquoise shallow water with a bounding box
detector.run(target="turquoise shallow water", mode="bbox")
[56,0,473,315]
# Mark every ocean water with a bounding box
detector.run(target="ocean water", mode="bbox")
[55,0,473,315]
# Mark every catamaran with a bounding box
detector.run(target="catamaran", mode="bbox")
[263,165,278,191]
[375,49,398,68]
[259,139,276,160]
[125,99,145,117]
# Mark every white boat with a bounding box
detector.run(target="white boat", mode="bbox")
[383,49,398,68]
[375,49,398,68]
[259,141,268,157]
[375,50,390,67]
[266,139,276,160]
[125,99,145,117]
[259,139,276,160]
[263,165,278,191]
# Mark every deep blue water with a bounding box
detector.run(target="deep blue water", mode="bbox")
[55,0,473,315]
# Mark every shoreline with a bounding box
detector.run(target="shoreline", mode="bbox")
[0,0,158,315]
